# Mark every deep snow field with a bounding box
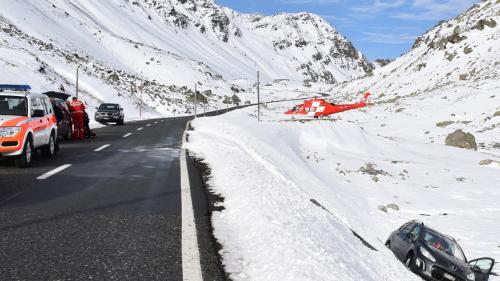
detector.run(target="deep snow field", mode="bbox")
[186,86,500,280]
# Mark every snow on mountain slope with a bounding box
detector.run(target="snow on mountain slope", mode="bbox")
[335,0,500,152]
[186,101,500,281]
[0,0,371,117]
[187,108,422,281]
[186,1,500,280]
[343,0,499,95]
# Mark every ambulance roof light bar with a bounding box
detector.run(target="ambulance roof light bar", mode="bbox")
[0,85,32,92]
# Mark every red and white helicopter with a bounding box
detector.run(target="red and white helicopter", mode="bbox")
[284,92,371,118]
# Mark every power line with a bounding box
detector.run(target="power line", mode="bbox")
[260,87,332,96]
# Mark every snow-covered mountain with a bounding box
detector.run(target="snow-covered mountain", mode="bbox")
[0,0,372,117]
[343,0,499,93]
[337,0,499,152]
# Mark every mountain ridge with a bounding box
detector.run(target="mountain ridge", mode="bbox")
[0,0,373,116]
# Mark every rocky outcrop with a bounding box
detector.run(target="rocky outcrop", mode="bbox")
[445,130,477,150]
[374,59,393,67]
[436,121,455,127]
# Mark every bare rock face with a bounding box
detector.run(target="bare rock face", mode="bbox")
[377,205,388,213]
[436,121,455,127]
[445,130,477,150]
[479,159,500,166]
[374,58,393,67]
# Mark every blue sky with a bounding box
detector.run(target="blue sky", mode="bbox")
[215,0,478,60]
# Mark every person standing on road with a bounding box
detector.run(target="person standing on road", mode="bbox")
[69,97,85,140]
[83,111,96,138]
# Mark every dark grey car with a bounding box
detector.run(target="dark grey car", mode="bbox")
[95,103,124,125]
[386,221,496,281]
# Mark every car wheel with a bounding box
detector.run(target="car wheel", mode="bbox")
[42,133,56,158]
[15,138,33,168]
[117,118,124,125]
[405,253,416,272]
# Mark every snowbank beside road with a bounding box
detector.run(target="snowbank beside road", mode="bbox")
[186,104,500,281]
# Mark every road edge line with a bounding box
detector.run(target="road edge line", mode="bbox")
[180,120,203,281]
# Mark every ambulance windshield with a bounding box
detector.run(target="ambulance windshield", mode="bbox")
[0,96,28,116]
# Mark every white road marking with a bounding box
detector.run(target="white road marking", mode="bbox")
[123,133,132,138]
[37,164,72,180]
[94,144,111,152]
[154,121,158,124]
[137,127,143,131]
[146,124,151,127]
[180,121,203,281]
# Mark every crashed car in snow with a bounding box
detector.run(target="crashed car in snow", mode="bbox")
[386,220,496,281]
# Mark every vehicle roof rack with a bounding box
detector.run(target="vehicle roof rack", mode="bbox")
[0,85,32,92]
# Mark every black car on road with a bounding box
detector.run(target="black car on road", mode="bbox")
[95,103,124,125]
[386,221,495,281]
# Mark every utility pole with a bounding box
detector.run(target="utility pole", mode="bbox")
[194,84,197,118]
[257,71,260,122]
[135,79,144,119]
[140,81,143,119]
[76,67,79,99]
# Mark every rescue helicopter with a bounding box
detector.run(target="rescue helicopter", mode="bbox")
[284,92,371,118]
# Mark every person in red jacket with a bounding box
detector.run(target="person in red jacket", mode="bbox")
[69,97,85,140]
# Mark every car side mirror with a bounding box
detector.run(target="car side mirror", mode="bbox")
[32,109,45,118]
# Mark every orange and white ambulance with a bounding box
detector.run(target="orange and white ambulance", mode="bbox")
[0,85,58,168]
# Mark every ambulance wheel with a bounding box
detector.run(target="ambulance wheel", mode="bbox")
[15,138,33,168]
[42,132,57,158]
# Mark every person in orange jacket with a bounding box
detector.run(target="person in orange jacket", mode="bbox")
[69,97,85,140]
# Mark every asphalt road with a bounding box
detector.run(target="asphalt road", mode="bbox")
[0,116,226,280]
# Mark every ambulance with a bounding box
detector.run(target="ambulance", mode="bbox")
[0,85,58,168]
